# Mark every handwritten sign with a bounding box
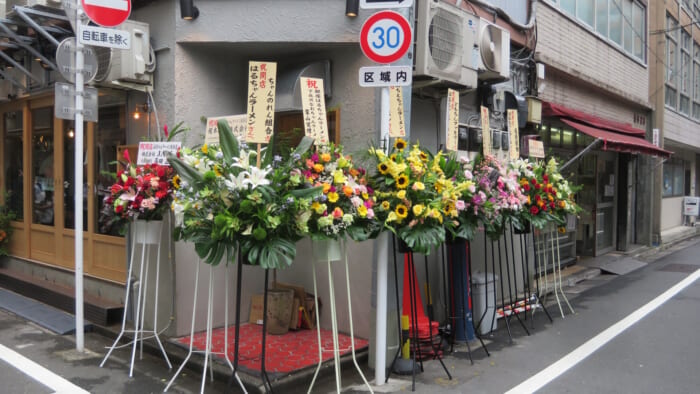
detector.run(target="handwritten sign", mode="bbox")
[205,115,247,145]
[445,88,459,151]
[246,61,277,144]
[528,139,545,158]
[389,86,406,137]
[480,106,491,156]
[507,109,520,160]
[300,77,329,145]
[137,141,182,166]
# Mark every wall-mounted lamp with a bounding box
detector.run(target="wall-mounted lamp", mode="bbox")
[67,129,75,139]
[133,103,150,120]
[346,0,359,17]
[180,0,199,20]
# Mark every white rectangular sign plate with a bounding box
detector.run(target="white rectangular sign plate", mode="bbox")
[359,66,412,87]
[79,24,131,49]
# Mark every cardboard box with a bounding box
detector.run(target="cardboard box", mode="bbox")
[248,294,264,325]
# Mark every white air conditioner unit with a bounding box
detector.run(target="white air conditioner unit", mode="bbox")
[477,19,510,81]
[414,0,478,88]
[93,20,153,87]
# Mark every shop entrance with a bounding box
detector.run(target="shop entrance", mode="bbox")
[576,151,618,256]
[1,95,128,283]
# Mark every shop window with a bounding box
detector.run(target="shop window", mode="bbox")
[3,111,23,220]
[663,158,687,197]
[31,108,54,226]
[562,129,575,148]
[550,127,561,147]
[96,105,126,236]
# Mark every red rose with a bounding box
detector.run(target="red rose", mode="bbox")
[530,178,537,185]
[530,206,539,215]
[523,184,530,191]
[535,183,541,190]
[156,190,167,199]
[124,177,135,187]
[123,150,131,163]
[157,167,166,178]
[543,174,549,182]
[550,202,555,208]
[111,184,123,195]
[115,204,124,214]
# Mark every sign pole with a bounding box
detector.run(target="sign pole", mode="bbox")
[374,86,391,385]
[74,2,85,352]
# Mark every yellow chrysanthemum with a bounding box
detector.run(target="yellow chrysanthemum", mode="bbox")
[357,205,368,218]
[201,144,208,154]
[412,204,425,216]
[328,192,339,203]
[313,163,324,173]
[396,174,409,189]
[395,204,408,219]
[322,183,331,194]
[361,192,369,200]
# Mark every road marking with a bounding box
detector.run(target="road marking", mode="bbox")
[506,268,700,394]
[0,343,90,394]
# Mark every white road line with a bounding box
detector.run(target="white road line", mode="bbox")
[506,268,700,394]
[0,343,90,394]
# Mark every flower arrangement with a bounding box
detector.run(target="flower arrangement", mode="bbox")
[0,200,15,256]
[169,121,320,268]
[464,155,527,239]
[301,143,381,241]
[102,151,175,226]
[512,157,580,231]
[367,138,453,254]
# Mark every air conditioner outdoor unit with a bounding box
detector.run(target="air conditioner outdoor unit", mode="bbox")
[93,20,153,86]
[0,80,16,101]
[477,18,510,81]
[414,0,478,88]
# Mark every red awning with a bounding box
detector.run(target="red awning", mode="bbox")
[560,119,672,158]
[542,102,646,136]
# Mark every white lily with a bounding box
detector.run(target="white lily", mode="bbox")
[246,166,271,188]
[225,171,249,191]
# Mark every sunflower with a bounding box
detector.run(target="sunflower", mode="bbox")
[394,138,407,151]
[390,153,398,162]
[419,151,428,162]
[378,162,390,175]
[201,144,208,154]
[558,227,567,234]
[381,201,390,210]
[395,174,409,189]
[395,204,408,219]
[213,165,222,177]
[172,175,181,189]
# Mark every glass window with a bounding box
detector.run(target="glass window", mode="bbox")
[609,0,623,45]
[666,14,678,109]
[632,2,644,59]
[96,105,126,236]
[663,159,687,197]
[578,0,595,27]
[596,0,609,36]
[550,127,561,146]
[31,108,54,226]
[680,31,691,115]
[4,111,24,220]
[562,129,575,147]
[623,0,633,52]
[561,0,576,15]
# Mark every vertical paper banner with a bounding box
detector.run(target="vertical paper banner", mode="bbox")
[300,77,329,145]
[205,114,247,145]
[445,88,459,151]
[480,106,492,156]
[246,61,277,144]
[389,86,406,137]
[507,109,520,160]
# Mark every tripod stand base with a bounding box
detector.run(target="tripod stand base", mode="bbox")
[392,358,420,375]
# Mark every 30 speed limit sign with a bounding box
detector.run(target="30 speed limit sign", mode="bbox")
[360,11,412,64]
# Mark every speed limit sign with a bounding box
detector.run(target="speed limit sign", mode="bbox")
[359,11,412,64]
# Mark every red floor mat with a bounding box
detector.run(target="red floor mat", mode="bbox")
[174,324,368,374]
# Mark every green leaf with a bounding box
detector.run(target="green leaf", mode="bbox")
[288,186,323,199]
[261,135,276,167]
[292,136,315,158]
[218,119,239,162]
[167,154,203,185]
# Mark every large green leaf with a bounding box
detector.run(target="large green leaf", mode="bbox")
[288,186,323,199]
[261,135,276,167]
[167,154,203,185]
[218,119,239,162]
[292,136,315,158]
[398,225,445,255]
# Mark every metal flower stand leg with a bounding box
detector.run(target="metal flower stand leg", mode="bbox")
[520,228,552,328]
[101,221,171,377]
[164,260,235,393]
[307,239,372,394]
[549,226,574,317]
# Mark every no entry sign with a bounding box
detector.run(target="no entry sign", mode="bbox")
[360,10,412,64]
[82,0,131,27]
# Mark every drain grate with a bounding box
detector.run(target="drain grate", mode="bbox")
[657,263,699,273]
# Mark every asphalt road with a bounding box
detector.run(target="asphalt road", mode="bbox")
[1,237,699,393]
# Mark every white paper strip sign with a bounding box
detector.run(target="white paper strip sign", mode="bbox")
[445,88,459,151]
[246,61,277,144]
[481,106,492,156]
[389,86,406,137]
[205,115,247,145]
[137,141,181,165]
[507,109,520,160]
[529,140,545,158]
[300,77,329,145]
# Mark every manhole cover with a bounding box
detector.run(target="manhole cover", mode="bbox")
[656,263,698,273]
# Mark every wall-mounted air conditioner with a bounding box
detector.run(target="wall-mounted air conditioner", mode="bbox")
[93,20,154,87]
[477,18,510,81]
[414,0,478,88]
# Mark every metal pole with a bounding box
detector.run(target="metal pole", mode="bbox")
[74,2,85,353]
[374,86,391,385]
